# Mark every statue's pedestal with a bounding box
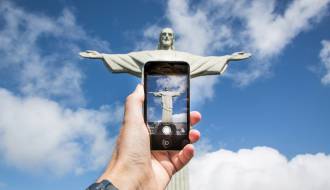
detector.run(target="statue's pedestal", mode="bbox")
[166,166,189,190]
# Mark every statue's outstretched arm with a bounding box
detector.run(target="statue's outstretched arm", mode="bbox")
[190,52,251,78]
[155,92,162,97]
[149,92,162,96]
[79,50,143,78]
[172,92,181,97]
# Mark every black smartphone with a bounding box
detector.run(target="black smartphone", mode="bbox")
[144,61,190,150]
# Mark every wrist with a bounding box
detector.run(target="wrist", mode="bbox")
[98,164,156,190]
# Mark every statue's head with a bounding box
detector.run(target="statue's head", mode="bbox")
[158,28,175,50]
[164,87,169,91]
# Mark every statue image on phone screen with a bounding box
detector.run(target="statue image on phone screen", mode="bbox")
[144,62,190,150]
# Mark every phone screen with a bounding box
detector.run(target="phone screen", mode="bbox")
[144,61,190,150]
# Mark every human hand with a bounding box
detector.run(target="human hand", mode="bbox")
[97,84,201,190]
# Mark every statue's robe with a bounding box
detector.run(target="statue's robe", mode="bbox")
[101,50,231,78]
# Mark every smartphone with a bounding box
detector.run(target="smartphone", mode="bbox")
[144,61,190,150]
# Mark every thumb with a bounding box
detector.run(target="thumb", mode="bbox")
[123,84,145,125]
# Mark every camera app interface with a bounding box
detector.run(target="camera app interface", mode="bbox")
[146,74,188,137]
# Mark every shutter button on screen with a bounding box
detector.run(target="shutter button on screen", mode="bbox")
[162,125,172,135]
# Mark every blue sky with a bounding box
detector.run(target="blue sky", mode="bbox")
[0,0,330,189]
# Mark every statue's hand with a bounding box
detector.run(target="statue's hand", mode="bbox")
[230,51,252,60]
[79,50,103,59]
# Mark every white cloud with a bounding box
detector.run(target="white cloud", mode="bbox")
[0,1,110,105]
[320,40,330,85]
[229,0,329,57]
[135,25,162,51]
[166,0,238,55]
[155,75,187,93]
[166,0,214,54]
[172,112,187,123]
[190,146,330,190]
[0,88,118,175]
[225,0,329,84]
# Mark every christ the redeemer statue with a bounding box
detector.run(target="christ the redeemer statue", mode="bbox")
[79,28,251,78]
[150,88,181,123]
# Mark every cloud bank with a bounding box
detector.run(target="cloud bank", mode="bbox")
[0,88,117,175]
[0,1,117,175]
[190,146,330,190]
